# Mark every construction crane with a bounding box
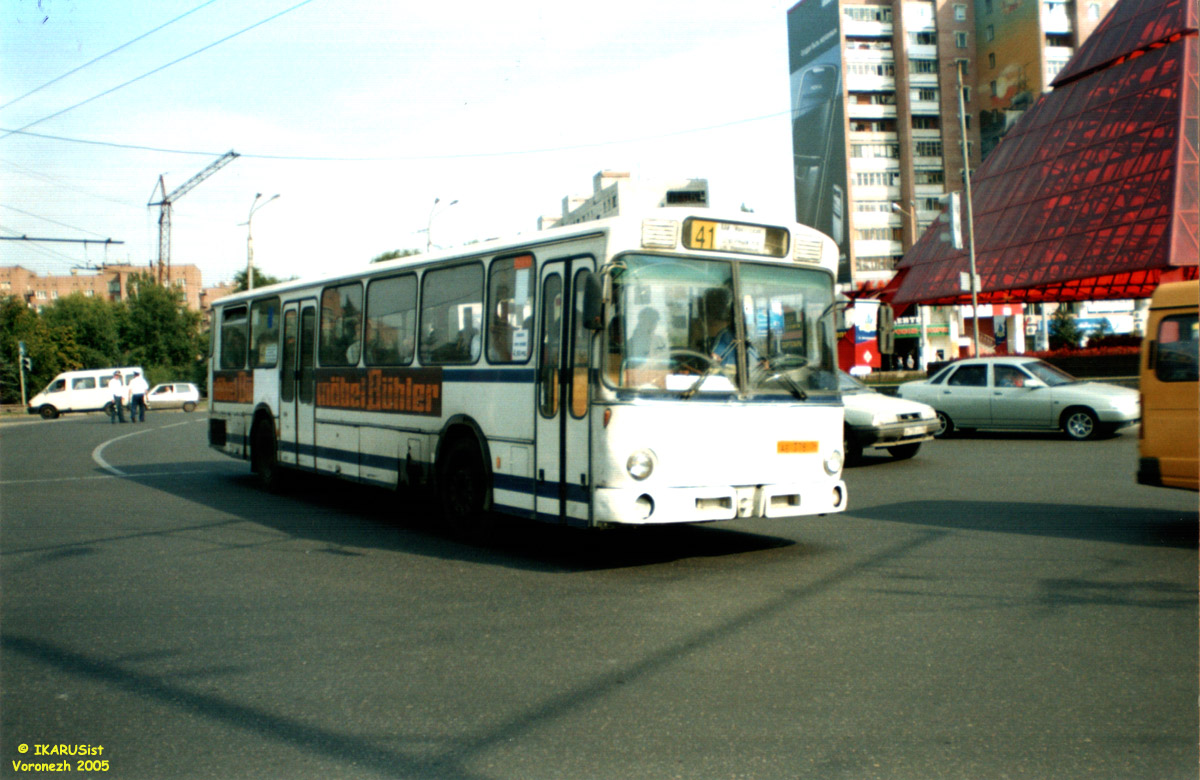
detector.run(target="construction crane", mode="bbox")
[148,150,238,285]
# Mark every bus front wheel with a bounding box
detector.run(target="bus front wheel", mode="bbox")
[437,436,493,542]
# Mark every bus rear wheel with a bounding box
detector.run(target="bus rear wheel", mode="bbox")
[437,436,493,542]
[251,418,282,490]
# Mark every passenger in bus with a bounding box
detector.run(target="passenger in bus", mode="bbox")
[699,287,759,367]
[489,305,513,362]
[627,308,667,364]
[456,317,481,361]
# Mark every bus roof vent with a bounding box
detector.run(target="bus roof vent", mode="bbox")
[641,219,679,249]
[793,237,824,263]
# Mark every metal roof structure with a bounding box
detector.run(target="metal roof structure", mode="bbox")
[886,0,1198,306]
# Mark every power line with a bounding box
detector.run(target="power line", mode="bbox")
[0,0,222,112]
[1,0,319,139]
[1,204,111,239]
[0,109,792,161]
[0,158,139,209]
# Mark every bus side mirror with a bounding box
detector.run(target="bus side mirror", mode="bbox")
[581,272,604,331]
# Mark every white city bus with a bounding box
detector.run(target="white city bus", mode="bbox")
[208,209,847,537]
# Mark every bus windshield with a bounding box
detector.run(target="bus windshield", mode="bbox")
[604,253,837,399]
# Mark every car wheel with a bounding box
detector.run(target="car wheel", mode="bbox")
[1062,407,1099,441]
[39,404,59,420]
[437,436,494,542]
[934,411,954,438]
[843,428,863,465]
[182,402,196,413]
[887,443,921,460]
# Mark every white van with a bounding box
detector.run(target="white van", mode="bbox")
[27,366,145,419]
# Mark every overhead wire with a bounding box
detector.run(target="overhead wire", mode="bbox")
[1,0,319,139]
[1,109,792,161]
[1,204,111,239]
[0,0,222,111]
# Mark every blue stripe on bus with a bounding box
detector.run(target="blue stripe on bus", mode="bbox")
[494,473,588,504]
[442,368,537,383]
[246,439,589,505]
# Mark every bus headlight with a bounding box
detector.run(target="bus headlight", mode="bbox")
[626,450,656,480]
[823,448,844,476]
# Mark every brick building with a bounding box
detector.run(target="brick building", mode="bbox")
[0,263,207,312]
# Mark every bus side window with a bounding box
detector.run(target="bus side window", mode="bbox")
[487,254,535,364]
[1156,314,1199,382]
[366,274,417,366]
[420,264,483,365]
[320,282,364,366]
[219,305,249,370]
[250,297,281,369]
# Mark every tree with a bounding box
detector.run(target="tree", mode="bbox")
[1049,304,1082,350]
[371,249,421,263]
[1089,317,1114,344]
[230,267,285,293]
[121,274,204,383]
[0,296,82,403]
[41,292,123,368]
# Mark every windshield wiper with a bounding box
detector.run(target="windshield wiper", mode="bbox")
[757,354,808,400]
[680,339,742,399]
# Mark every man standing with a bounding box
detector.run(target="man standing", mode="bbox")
[128,370,149,423]
[108,370,126,424]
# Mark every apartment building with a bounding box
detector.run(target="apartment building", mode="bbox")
[978,0,1117,156]
[0,263,206,312]
[539,171,710,230]
[787,0,1117,288]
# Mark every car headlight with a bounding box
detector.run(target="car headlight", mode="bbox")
[626,450,656,481]
[824,448,844,476]
[870,413,894,427]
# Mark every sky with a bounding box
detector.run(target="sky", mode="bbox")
[1,0,804,288]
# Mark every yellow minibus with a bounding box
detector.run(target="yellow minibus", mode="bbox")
[1137,279,1198,491]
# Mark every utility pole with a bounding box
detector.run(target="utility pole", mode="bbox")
[17,341,28,408]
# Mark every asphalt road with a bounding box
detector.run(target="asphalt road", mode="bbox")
[1,411,1196,780]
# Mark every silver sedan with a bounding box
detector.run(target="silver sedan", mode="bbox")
[897,357,1140,440]
[147,382,201,412]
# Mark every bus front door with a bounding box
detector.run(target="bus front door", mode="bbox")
[280,300,317,469]
[535,258,594,525]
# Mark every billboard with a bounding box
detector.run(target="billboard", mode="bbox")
[788,0,850,282]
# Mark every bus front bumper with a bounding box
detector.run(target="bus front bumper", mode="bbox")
[593,479,847,525]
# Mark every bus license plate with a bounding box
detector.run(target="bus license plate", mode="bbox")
[777,441,818,454]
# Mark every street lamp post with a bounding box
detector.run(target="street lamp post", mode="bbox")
[956,60,981,358]
[243,192,280,291]
[424,197,458,252]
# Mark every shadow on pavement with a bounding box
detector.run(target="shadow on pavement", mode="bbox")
[851,499,1197,548]
[109,463,809,573]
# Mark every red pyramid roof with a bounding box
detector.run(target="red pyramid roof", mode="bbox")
[888,0,1198,306]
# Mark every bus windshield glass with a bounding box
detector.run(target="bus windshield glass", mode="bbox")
[605,253,837,399]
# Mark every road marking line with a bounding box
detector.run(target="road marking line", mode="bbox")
[91,419,204,476]
[0,469,222,486]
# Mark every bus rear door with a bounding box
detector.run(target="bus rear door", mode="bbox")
[279,300,317,469]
